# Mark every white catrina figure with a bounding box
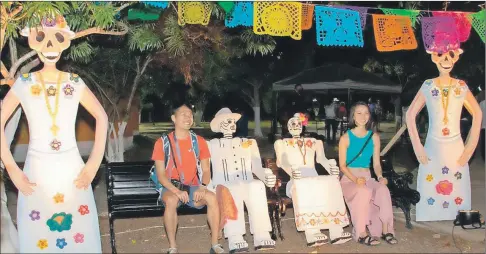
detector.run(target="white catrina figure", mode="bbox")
[406,47,482,221]
[0,15,108,252]
[208,108,277,253]
[274,113,352,247]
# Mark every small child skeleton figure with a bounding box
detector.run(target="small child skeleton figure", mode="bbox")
[274,113,352,246]
[208,108,276,253]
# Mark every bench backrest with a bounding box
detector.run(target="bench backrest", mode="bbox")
[106,161,160,212]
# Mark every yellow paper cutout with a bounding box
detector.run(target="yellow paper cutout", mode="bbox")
[178,2,213,26]
[254,2,302,40]
[301,4,314,30]
[372,14,418,52]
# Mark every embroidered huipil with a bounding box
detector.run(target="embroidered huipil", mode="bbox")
[415,79,471,221]
[11,72,102,253]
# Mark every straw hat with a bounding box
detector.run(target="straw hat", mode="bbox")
[210,108,241,133]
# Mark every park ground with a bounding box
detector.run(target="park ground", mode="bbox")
[5,121,486,253]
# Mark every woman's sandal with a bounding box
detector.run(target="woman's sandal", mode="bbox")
[357,235,380,246]
[381,233,398,245]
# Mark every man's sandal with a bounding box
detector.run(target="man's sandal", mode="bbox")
[357,235,380,246]
[381,233,398,245]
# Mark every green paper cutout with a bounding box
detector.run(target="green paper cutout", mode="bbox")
[380,8,421,27]
[128,8,162,21]
[218,1,235,13]
[469,10,485,43]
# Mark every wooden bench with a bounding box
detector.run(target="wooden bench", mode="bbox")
[263,154,420,240]
[106,161,207,254]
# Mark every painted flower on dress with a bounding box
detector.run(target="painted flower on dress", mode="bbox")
[431,88,439,97]
[426,174,434,182]
[310,219,316,226]
[56,238,67,249]
[454,87,461,96]
[287,139,295,146]
[20,73,32,81]
[442,201,449,208]
[78,205,90,215]
[441,166,449,174]
[46,212,73,232]
[30,84,42,96]
[305,139,313,148]
[53,193,64,204]
[297,140,304,148]
[63,84,75,96]
[47,86,57,96]
[241,140,253,149]
[424,79,433,86]
[50,139,62,151]
[427,197,435,205]
[73,233,84,243]
[458,80,466,87]
[70,73,80,82]
[455,197,463,205]
[333,218,341,224]
[29,210,40,221]
[436,180,453,195]
[442,128,450,136]
[37,239,48,250]
[442,88,449,97]
[454,172,462,180]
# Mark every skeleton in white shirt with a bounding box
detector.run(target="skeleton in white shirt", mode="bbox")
[274,113,352,247]
[208,108,276,253]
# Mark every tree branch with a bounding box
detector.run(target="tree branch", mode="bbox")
[115,3,132,13]
[9,38,18,67]
[8,50,37,77]
[73,21,129,40]
[125,55,152,120]
[18,58,40,76]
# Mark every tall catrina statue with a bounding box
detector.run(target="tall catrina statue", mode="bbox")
[0,15,108,252]
[406,45,482,222]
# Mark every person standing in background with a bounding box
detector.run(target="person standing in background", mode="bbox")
[324,98,339,143]
[279,84,311,136]
[391,96,402,132]
[368,98,377,131]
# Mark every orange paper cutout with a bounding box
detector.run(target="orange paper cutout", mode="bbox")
[372,14,418,52]
[216,185,238,230]
[301,4,314,30]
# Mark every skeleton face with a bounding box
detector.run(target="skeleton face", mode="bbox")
[287,117,302,137]
[428,48,463,74]
[219,117,237,135]
[27,24,71,65]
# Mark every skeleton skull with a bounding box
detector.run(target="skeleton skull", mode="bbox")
[287,115,302,137]
[428,48,463,74]
[219,117,237,136]
[21,15,75,64]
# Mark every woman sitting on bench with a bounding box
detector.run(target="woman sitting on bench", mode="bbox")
[338,102,398,246]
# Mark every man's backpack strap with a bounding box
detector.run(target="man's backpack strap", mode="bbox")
[189,130,202,185]
[149,134,171,192]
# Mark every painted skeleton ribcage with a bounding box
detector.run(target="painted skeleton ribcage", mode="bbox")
[210,138,253,185]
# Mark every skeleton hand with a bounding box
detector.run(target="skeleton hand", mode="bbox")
[263,169,277,188]
[328,159,340,176]
[291,166,301,180]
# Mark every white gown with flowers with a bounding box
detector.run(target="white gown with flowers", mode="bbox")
[415,79,471,221]
[11,72,101,252]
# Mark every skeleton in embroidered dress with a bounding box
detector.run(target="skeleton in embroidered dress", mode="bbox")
[0,15,107,252]
[274,113,352,246]
[406,46,482,222]
[208,108,277,253]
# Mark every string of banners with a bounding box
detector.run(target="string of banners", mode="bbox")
[132,1,485,53]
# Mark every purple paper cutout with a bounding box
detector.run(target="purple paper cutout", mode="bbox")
[422,16,460,53]
[332,5,369,29]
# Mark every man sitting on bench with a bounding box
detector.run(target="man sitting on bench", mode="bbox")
[151,103,224,254]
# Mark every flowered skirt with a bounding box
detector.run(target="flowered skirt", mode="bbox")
[17,148,101,253]
[415,134,471,222]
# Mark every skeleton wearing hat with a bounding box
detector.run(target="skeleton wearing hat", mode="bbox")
[0,14,106,252]
[208,108,276,253]
[274,113,352,246]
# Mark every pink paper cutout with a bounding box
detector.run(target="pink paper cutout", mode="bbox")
[432,11,472,42]
[422,16,460,53]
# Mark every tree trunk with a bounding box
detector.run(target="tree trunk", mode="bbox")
[253,85,263,138]
[105,121,127,162]
[194,110,203,127]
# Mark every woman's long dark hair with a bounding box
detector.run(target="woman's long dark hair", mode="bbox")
[348,101,374,130]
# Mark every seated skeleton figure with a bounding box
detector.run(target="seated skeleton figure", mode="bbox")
[274,113,352,246]
[208,108,277,253]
